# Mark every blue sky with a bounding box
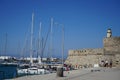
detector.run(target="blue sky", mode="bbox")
[0,0,120,58]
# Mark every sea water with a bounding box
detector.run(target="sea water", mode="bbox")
[0,63,17,80]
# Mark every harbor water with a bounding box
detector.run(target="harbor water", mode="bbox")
[0,63,17,80]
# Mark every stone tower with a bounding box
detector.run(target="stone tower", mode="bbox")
[107,28,112,38]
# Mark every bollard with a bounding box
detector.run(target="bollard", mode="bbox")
[56,67,64,77]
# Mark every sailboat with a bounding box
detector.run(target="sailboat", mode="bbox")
[17,13,50,75]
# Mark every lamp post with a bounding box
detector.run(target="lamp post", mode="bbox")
[62,25,64,68]
[55,23,64,67]
[55,23,64,77]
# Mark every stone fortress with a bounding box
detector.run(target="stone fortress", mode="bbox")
[65,29,120,69]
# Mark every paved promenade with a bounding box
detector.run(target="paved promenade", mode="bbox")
[13,68,120,80]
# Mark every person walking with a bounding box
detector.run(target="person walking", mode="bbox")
[109,60,112,68]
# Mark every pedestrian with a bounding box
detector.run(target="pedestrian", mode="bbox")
[109,60,112,68]
[105,60,108,67]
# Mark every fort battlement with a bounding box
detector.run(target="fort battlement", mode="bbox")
[69,48,103,56]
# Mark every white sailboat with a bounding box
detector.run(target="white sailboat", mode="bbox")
[18,66,49,75]
[17,13,49,75]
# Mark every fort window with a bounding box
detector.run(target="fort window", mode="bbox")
[101,60,104,62]
[116,61,119,64]
[84,54,87,56]
[97,53,102,55]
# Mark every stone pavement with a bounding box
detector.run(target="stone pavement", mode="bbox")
[63,68,120,80]
[13,68,120,80]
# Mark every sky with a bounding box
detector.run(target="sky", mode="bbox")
[0,0,120,58]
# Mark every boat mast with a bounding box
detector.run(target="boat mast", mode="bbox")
[50,18,53,61]
[38,22,42,64]
[30,12,34,64]
[4,33,7,58]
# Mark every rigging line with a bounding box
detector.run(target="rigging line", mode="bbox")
[41,22,51,59]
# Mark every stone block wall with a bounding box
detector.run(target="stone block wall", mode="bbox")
[65,48,104,69]
[103,37,120,67]
[103,37,120,54]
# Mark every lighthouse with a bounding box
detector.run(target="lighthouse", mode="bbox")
[107,28,112,38]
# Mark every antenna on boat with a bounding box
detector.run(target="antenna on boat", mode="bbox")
[30,12,34,64]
